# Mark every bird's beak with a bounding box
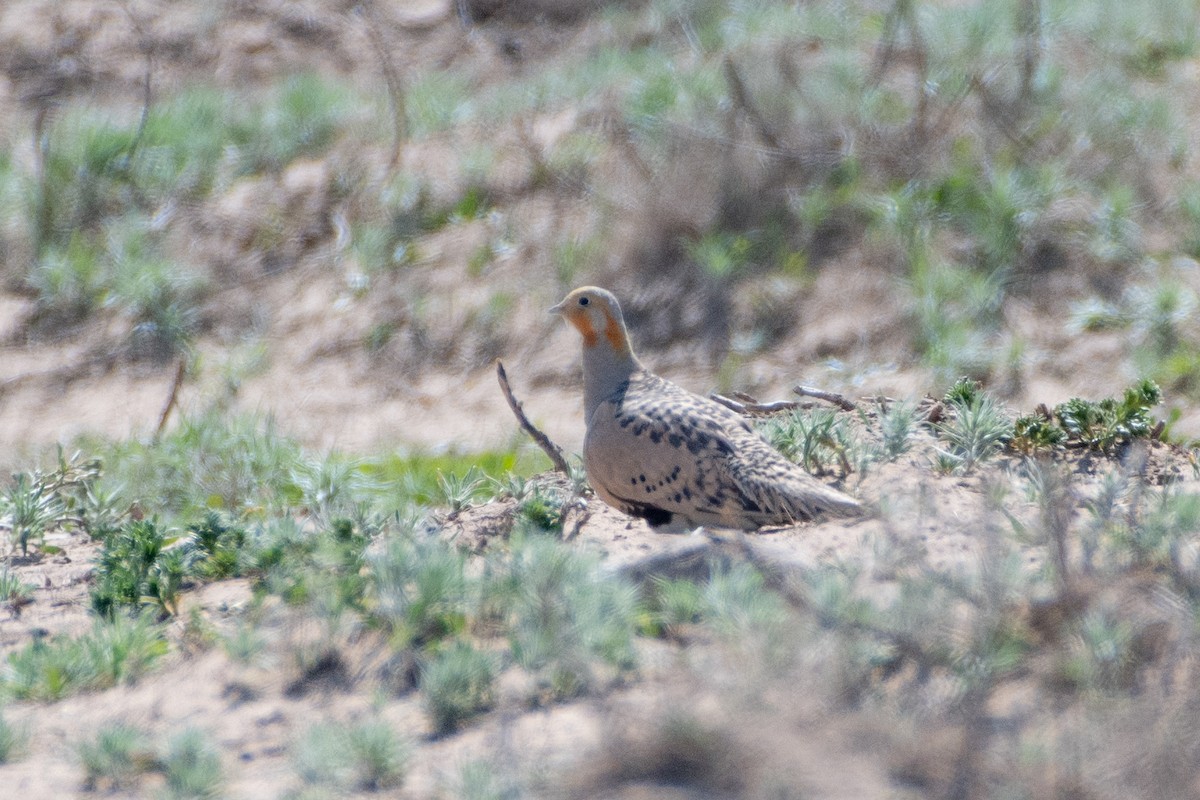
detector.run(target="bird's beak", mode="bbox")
[548,300,565,316]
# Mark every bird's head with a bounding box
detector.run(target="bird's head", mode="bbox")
[549,286,631,354]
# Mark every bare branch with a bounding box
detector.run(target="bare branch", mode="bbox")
[792,384,857,412]
[496,360,571,474]
[354,0,406,169]
[722,55,784,152]
[710,393,805,416]
[154,358,187,441]
[117,0,154,159]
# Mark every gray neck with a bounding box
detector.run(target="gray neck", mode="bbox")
[582,342,641,421]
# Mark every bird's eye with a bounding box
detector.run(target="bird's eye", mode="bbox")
[579,297,590,306]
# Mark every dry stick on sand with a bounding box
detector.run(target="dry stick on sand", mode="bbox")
[709,393,805,415]
[496,360,571,475]
[154,358,187,441]
[793,384,858,412]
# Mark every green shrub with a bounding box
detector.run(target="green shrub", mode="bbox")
[370,536,468,649]
[421,640,496,734]
[0,706,29,764]
[77,723,153,792]
[4,613,167,700]
[91,519,183,618]
[294,719,408,792]
[491,536,639,700]
[1054,379,1162,451]
[99,411,304,522]
[161,728,223,799]
[935,379,1011,471]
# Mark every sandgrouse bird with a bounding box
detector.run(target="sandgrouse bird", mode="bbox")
[551,286,862,532]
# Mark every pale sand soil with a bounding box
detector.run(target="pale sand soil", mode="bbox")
[3,435,1193,797]
[2,0,1200,796]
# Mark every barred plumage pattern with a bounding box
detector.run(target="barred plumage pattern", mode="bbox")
[551,286,861,532]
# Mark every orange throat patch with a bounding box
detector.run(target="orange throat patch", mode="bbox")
[572,314,598,348]
[604,311,626,352]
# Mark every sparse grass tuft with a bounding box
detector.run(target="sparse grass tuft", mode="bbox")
[98,410,303,522]
[489,536,639,701]
[4,613,168,701]
[0,567,35,615]
[934,379,1011,471]
[649,576,706,636]
[421,640,497,734]
[452,760,519,800]
[161,728,223,799]
[294,719,408,793]
[78,723,155,793]
[757,408,857,476]
[370,536,468,650]
[222,620,267,666]
[0,706,30,764]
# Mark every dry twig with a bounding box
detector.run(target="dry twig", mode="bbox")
[154,358,187,441]
[354,0,406,168]
[496,360,571,474]
[722,55,784,152]
[793,384,857,412]
[709,392,805,416]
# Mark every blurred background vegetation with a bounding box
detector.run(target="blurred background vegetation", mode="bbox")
[3,2,1200,798]
[1,0,1199,448]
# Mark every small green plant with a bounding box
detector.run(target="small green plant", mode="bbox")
[294,719,408,792]
[0,706,29,764]
[1053,379,1163,451]
[514,484,566,535]
[98,410,304,522]
[0,567,35,614]
[369,536,468,649]
[184,512,247,580]
[649,576,706,637]
[3,474,60,556]
[878,400,919,460]
[1011,413,1068,454]
[4,613,168,700]
[758,408,854,475]
[687,230,753,279]
[935,379,1011,471]
[292,456,370,526]
[908,261,1006,383]
[78,723,154,792]
[1055,609,1136,693]
[235,73,363,174]
[91,519,187,618]
[453,760,518,800]
[82,612,172,689]
[702,562,788,639]
[553,235,603,287]
[436,467,488,513]
[406,71,473,138]
[223,620,267,666]
[161,728,223,799]
[421,640,496,734]
[491,536,639,701]
[346,720,409,792]
[25,235,105,324]
[1118,489,1200,572]
[1,447,105,556]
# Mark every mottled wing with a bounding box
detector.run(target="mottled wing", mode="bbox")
[585,372,846,529]
[718,426,863,522]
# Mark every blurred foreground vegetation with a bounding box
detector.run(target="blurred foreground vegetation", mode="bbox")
[3,0,1200,796]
